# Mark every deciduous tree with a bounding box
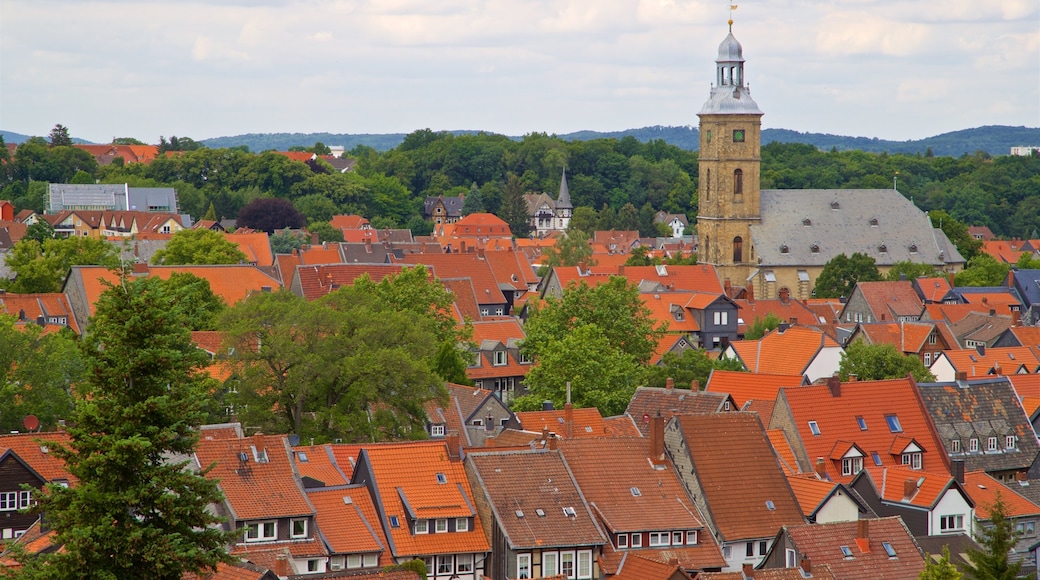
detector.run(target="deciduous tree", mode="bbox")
[920,546,961,580]
[0,316,83,432]
[2,236,119,293]
[838,341,935,382]
[644,348,746,390]
[744,313,783,340]
[151,228,247,265]
[813,252,882,299]
[237,197,307,233]
[16,276,230,579]
[955,254,1010,287]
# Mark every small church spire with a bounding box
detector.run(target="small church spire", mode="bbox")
[556,167,573,210]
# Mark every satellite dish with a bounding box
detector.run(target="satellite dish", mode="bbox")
[23,415,39,432]
[287,434,301,446]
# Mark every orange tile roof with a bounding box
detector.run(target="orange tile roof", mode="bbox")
[483,248,539,291]
[735,299,823,331]
[705,370,804,407]
[1007,373,1040,403]
[292,444,350,487]
[962,471,1040,519]
[785,475,848,517]
[603,415,642,437]
[195,433,314,521]
[298,244,343,265]
[640,292,700,333]
[611,551,699,580]
[516,407,607,438]
[183,560,277,580]
[191,330,225,356]
[466,450,606,550]
[307,485,387,556]
[615,264,724,294]
[330,215,371,230]
[671,413,805,541]
[916,276,953,303]
[72,265,281,317]
[292,263,405,301]
[470,318,524,344]
[0,292,80,334]
[938,347,1039,377]
[727,326,841,377]
[859,465,959,509]
[700,566,837,580]
[767,429,801,476]
[357,441,490,558]
[742,398,777,426]
[850,281,924,322]
[271,151,316,163]
[924,302,1010,324]
[777,377,948,483]
[398,253,506,305]
[441,278,482,321]
[0,432,74,483]
[981,240,1028,264]
[226,232,274,267]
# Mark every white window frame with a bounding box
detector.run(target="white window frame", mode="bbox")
[561,551,575,579]
[969,438,979,452]
[363,553,378,568]
[951,439,961,453]
[686,530,698,545]
[673,531,684,545]
[437,555,453,575]
[902,452,922,470]
[630,533,642,548]
[0,492,17,511]
[786,548,797,568]
[493,350,508,366]
[940,514,964,532]
[543,551,558,575]
[414,519,428,534]
[713,311,729,326]
[841,456,863,476]
[430,424,445,437]
[649,531,670,546]
[456,517,469,532]
[346,554,362,569]
[244,520,277,542]
[517,553,532,578]
[1007,435,1017,449]
[617,533,628,548]
[435,518,448,533]
[577,550,592,579]
[456,553,473,573]
[988,437,999,452]
[290,517,308,539]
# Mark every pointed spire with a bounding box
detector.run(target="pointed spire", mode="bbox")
[556,167,573,209]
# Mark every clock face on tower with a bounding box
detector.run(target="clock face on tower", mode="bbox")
[733,129,745,143]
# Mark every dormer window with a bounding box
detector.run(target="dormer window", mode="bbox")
[803,218,812,226]
[831,201,840,210]
[870,218,879,226]
[493,351,507,366]
[988,437,999,452]
[415,519,428,534]
[1006,435,1017,449]
[901,452,922,470]
[431,424,445,437]
[291,518,308,538]
[780,244,789,254]
[810,244,820,254]
[878,244,888,253]
[244,521,277,542]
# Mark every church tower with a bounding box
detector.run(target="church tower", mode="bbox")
[696,21,763,288]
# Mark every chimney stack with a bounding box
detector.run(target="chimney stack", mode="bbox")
[955,370,968,382]
[827,375,841,398]
[814,457,828,478]
[741,563,755,579]
[665,377,674,391]
[800,556,812,575]
[446,431,461,460]
[856,518,870,553]
[747,281,755,304]
[951,459,965,484]
[903,478,919,499]
[650,413,666,466]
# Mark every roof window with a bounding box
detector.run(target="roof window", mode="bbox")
[856,416,867,430]
[436,473,447,484]
[882,542,897,558]
[803,218,812,226]
[808,421,821,436]
[631,487,641,497]
[515,509,525,518]
[885,415,903,433]
[810,244,820,254]
[389,516,400,528]
[840,546,854,558]
[563,506,577,517]
[765,500,775,510]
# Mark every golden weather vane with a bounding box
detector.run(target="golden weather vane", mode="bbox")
[729,3,737,28]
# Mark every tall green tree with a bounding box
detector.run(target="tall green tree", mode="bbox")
[886,260,942,281]
[930,209,982,261]
[16,276,230,579]
[955,254,1010,287]
[2,236,119,293]
[744,313,783,341]
[498,172,532,238]
[813,252,882,299]
[961,494,1022,580]
[838,341,936,382]
[538,230,596,275]
[158,272,227,331]
[920,546,962,580]
[48,124,72,147]
[151,228,247,265]
[0,315,84,432]
[644,348,746,390]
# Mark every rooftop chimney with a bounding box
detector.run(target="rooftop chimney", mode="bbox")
[747,281,755,304]
[564,402,574,440]
[542,400,555,411]
[132,262,148,275]
[951,459,965,484]
[800,556,812,575]
[665,377,675,391]
[856,518,870,553]
[955,370,968,382]
[690,379,700,391]
[903,478,919,500]
[814,457,828,478]
[274,555,290,577]
[742,563,755,579]
[446,432,461,460]
[649,413,667,465]
[827,375,841,398]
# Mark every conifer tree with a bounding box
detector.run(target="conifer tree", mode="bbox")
[17,275,230,579]
[961,493,1022,580]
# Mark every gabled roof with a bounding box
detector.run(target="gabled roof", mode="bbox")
[734,298,821,331]
[625,386,732,436]
[727,326,841,376]
[950,312,1015,346]
[0,432,73,483]
[855,465,965,510]
[778,517,925,579]
[194,433,314,521]
[292,444,351,487]
[853,321,947,354]
[936,347,1039,377]
[914,276,954,303]
[611,552,698,580]
[306,484,389,560]
[615,264,723,294]
[330,215,371,230]
[0,292,80,334]
[776,377,947,482]
[785,475,863,519]
[699,566,836,580]
[355,441,489,558]
[482,248,539,291]
[846,281,924,322]
[670,413,804,542]
[516,406,606,439]
[291,263,405,300]
[640,292,701,334]
[466,450,606,550]
[917,376,1040,473]
[962,471,1040,519]
[981,240,1028,263]
[226,232,274,267]
[705,370,804,407]
[397,253,506,305]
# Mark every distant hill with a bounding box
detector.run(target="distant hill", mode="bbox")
[5,126,1038,157]
[1,130,93,145]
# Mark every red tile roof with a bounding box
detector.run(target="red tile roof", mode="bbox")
[785,475,848,518]
[857,465,959,509]
[516,407,607,439]
[292,264,405,301]
[849,281,924,322]
[780,517,925,579]
[330,215,371,230]
[962,471,1040,519]
[625,387,732,436]
[727,327,841,377]
[615,264,724,294]
[915,276,953,303]
[194,433,314,521]
[0,292,80,334]
[938,347,1039,377]
[292,444,350,487]
[226,232,274,267]
[0,432,74,483]
[670,413,804,541]
[981,240,1027,264]
[611,551,697,580]
[306,485,388,558]
[735,299,821,331]
[705,370,804,407]
[397,253,506,306]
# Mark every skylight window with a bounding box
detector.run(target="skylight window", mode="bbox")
[536,509,546,517]
[840,546,853,558]
[871,452,882,466]
[298,452,309,462]
[515,510,525,518]
[882,542,897,558]
[389,516,400,528]
[630,487,642,497]
[563,507,577,517]
[856,416,867,430]
[808,421,821,436]
[436,473,447,484]
[885,415,903,433]
[766,500,775,510]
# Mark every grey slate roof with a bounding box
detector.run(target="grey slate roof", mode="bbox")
[750,189,966,268]
[917,377,1040,473]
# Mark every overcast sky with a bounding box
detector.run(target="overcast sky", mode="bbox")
[2,0,1037,144]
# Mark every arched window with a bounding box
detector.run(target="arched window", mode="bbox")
[733,236,743,263]
[733,169,743,195]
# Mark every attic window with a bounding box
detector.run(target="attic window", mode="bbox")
[885,415,903,433]
[780,244,789,254]
[871,452,883,466]
[856,416,867,430]
[765,500,775,510]
[878,244,888,253]
[630,487,642,497]
[1009,353,1016,360]
[389,516,400,528]
[810,244,820,254]
[808,421,821,436]
[909,244,918,253]
[882,542,897,558]
[831,201,840,210]
[563,506,577,517]
[536,509,546,517]
[436,473,447,484]
[515,509,525,518]
[870,218,879,226]
[840,546,854,558]
[298,452,309,462]
[802,218,812,227]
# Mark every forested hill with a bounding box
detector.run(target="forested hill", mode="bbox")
[4,125,1037,157]
[196,125,1040,156]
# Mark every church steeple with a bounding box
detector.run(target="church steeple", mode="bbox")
[556,167,573,210]
[696,23,763,290]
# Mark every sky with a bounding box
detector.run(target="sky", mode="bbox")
[1,0,1037,144]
